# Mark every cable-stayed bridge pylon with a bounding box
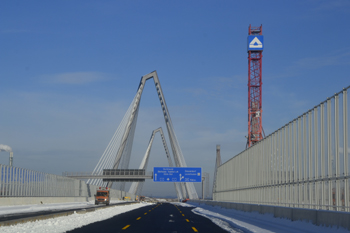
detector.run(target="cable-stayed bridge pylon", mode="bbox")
[87,71,198,199]
[128,127,183,200]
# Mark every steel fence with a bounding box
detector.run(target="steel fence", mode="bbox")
[214,86,350,212]
[0,164,85,197]
[0,164,136,200]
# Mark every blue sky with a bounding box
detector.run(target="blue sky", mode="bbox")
[1,1,350,197]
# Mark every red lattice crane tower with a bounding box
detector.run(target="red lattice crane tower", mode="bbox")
[247,24,264,148]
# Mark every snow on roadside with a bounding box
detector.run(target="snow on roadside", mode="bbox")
[0,202,153,233]
[184,202,349,233]
[0,200,125,216]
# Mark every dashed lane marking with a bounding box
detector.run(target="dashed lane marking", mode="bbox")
[192,227,198,232]
[136,217,141,220]
[144,213,147,215]
[182,214,185,216]
[186,219,190,222]
[122,225,130,230]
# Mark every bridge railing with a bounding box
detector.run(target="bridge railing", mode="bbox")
[0,164,136,200]
[214,85,349,212]
[0,164,84,197]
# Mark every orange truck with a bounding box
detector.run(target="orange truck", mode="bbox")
[94,187,110,205]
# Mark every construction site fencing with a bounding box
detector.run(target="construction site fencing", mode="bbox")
[214,86,350,212]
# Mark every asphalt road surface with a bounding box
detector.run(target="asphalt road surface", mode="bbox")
[67,202,234,233]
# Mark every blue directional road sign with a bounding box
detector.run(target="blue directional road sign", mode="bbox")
[248,35,264,51]
[153,167,202,183]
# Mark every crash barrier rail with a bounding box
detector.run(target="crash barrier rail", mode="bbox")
[189,200,350,230]
[214,85,350,212]
[0,164,136,200]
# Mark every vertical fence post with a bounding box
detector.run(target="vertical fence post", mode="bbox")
[302,114,306,208]
[335,94,340,211]
[274,132,277,206]
[287,125,291,207]
[15,167,18,196]
[298,118,302,208]
[308,111,313,209]
[282,127,285,206]
[327,98,332,210]
[314,107,319,209]
[343,89,349,211]
[321,103,325,209]
[293,120,297,207]
[278,130,281,206]
[0,164,2,196]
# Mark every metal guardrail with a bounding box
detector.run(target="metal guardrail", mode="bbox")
[214,86,350,212]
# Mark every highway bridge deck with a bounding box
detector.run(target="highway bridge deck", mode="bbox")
[67,202,239,233]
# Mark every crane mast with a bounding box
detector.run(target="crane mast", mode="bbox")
[247,24,264,147]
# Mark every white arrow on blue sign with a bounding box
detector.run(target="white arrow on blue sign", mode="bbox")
[153,167,202,182]
[248,35,264,51]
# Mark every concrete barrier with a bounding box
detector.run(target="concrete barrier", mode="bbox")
[274,206,293,220]
[259,205,274,215]
[188,200,350,230]
[251,204,260,213]
[317,210,350,229]
[292,208,317,224]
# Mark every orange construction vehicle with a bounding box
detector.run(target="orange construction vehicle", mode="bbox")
[94,187,110,205]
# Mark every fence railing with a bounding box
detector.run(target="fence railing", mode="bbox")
[214,85,349,212]
[0,164,84,197]
[0,164,136,200]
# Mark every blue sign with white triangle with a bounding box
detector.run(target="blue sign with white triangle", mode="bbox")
[248,35,264,51]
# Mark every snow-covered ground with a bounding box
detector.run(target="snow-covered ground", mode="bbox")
[0,201,153,233]
[0,201,349,232]
[0,200,114,216]
[182,202,349,233]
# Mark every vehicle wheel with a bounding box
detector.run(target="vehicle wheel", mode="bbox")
[106,202,110,206]
[95,202,98,205]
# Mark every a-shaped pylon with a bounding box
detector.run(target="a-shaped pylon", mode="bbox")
[128,127,183,200]
[89,71,198,199]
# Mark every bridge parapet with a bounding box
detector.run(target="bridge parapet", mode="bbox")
[0,163,136,205]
